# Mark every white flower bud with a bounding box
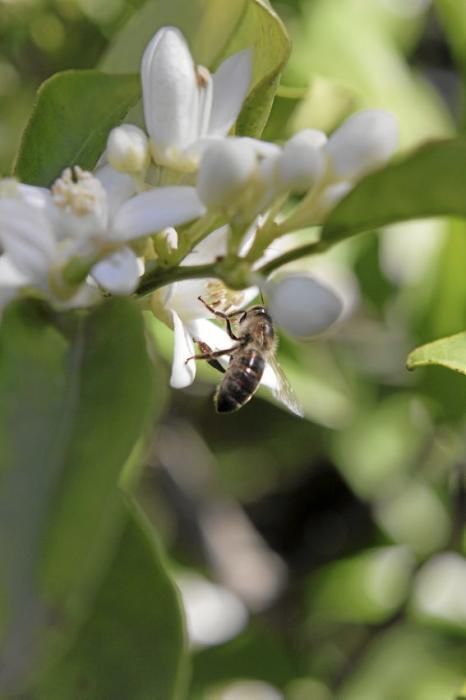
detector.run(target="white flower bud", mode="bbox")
[325,109,399,181]
[267,274,342,338]
[278,129,327,193]
[196,139,257,210]
[106,125,150,174]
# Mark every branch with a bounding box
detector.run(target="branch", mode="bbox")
[136,262,219,297]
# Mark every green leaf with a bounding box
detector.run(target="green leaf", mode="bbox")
[407,331,466,376]
[35,503,187,700]
[14,70,140,186]
[0,298,155,695]
[321,138,466,244]
[100,0,290,137]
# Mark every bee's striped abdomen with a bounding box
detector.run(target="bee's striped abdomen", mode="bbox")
[215,349,265,413]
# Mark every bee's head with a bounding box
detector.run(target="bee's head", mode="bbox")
[240,305,271,323]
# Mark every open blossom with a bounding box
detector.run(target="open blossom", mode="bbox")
[107,26,253,175]
[151,226,257,388]
[150,222,342,400]
[0,166,205,309]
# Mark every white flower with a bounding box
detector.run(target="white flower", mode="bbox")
[325,109,399,182]
[141,26,253,171]
[0,166,206,306]
[150,226,257,388]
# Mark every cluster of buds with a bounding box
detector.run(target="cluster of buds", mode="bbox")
[0,26,399,390]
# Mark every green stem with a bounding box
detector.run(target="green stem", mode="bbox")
[136,262,219,297]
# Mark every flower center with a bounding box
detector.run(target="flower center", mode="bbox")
[52,166,106,217]
[204,280,244,312]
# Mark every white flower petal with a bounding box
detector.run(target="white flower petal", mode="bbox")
[170,310,196,388]
[182,225,229,265]
[325,109,399,181]
[267,274,343,337]
[0,200,55,280]
[142,27,199,157]
[187,318,233,369]
[208,49,253,137]
[16,183,55,210]
[0,255,28,287]
[165,279,218,320]
[111,186,206,241]
[91,247,141,295]
[95,163,137,215]
[0,255,28,310]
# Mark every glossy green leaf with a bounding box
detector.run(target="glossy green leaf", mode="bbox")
[14,71,140,186]
[100,0,290,137]
[35,503,187,700]
[322,138,466,244]
[0,298,154,695]
[407,331,466,376]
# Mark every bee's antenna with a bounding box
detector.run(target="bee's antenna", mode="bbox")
[260,289,265,305]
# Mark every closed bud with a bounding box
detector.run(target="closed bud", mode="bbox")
[196,139,257,210]
[278,129,327,193]
[106,124,150,174]
[267,274,342,338]
[325,110,399,181]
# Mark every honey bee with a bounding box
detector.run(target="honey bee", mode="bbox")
[185,296,303,416]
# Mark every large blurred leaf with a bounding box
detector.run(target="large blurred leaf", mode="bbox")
[321,139,466,244]
[0,298,154,695]
[101,0,290,136]
[14,71,140,186]
[407,332,466,376]
[35,503,187,700]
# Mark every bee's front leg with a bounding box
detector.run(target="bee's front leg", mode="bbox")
[185,340,238,373]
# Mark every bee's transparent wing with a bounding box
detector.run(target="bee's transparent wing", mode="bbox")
[264,355,304,417]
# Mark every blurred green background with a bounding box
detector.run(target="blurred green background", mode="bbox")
[1,0,465,698]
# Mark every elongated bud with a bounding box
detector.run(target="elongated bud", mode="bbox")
[197,139,257,210]
[267,274,342,338]
[106,124,150,174]
[278,129,327,193]
[325,110,399,181]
